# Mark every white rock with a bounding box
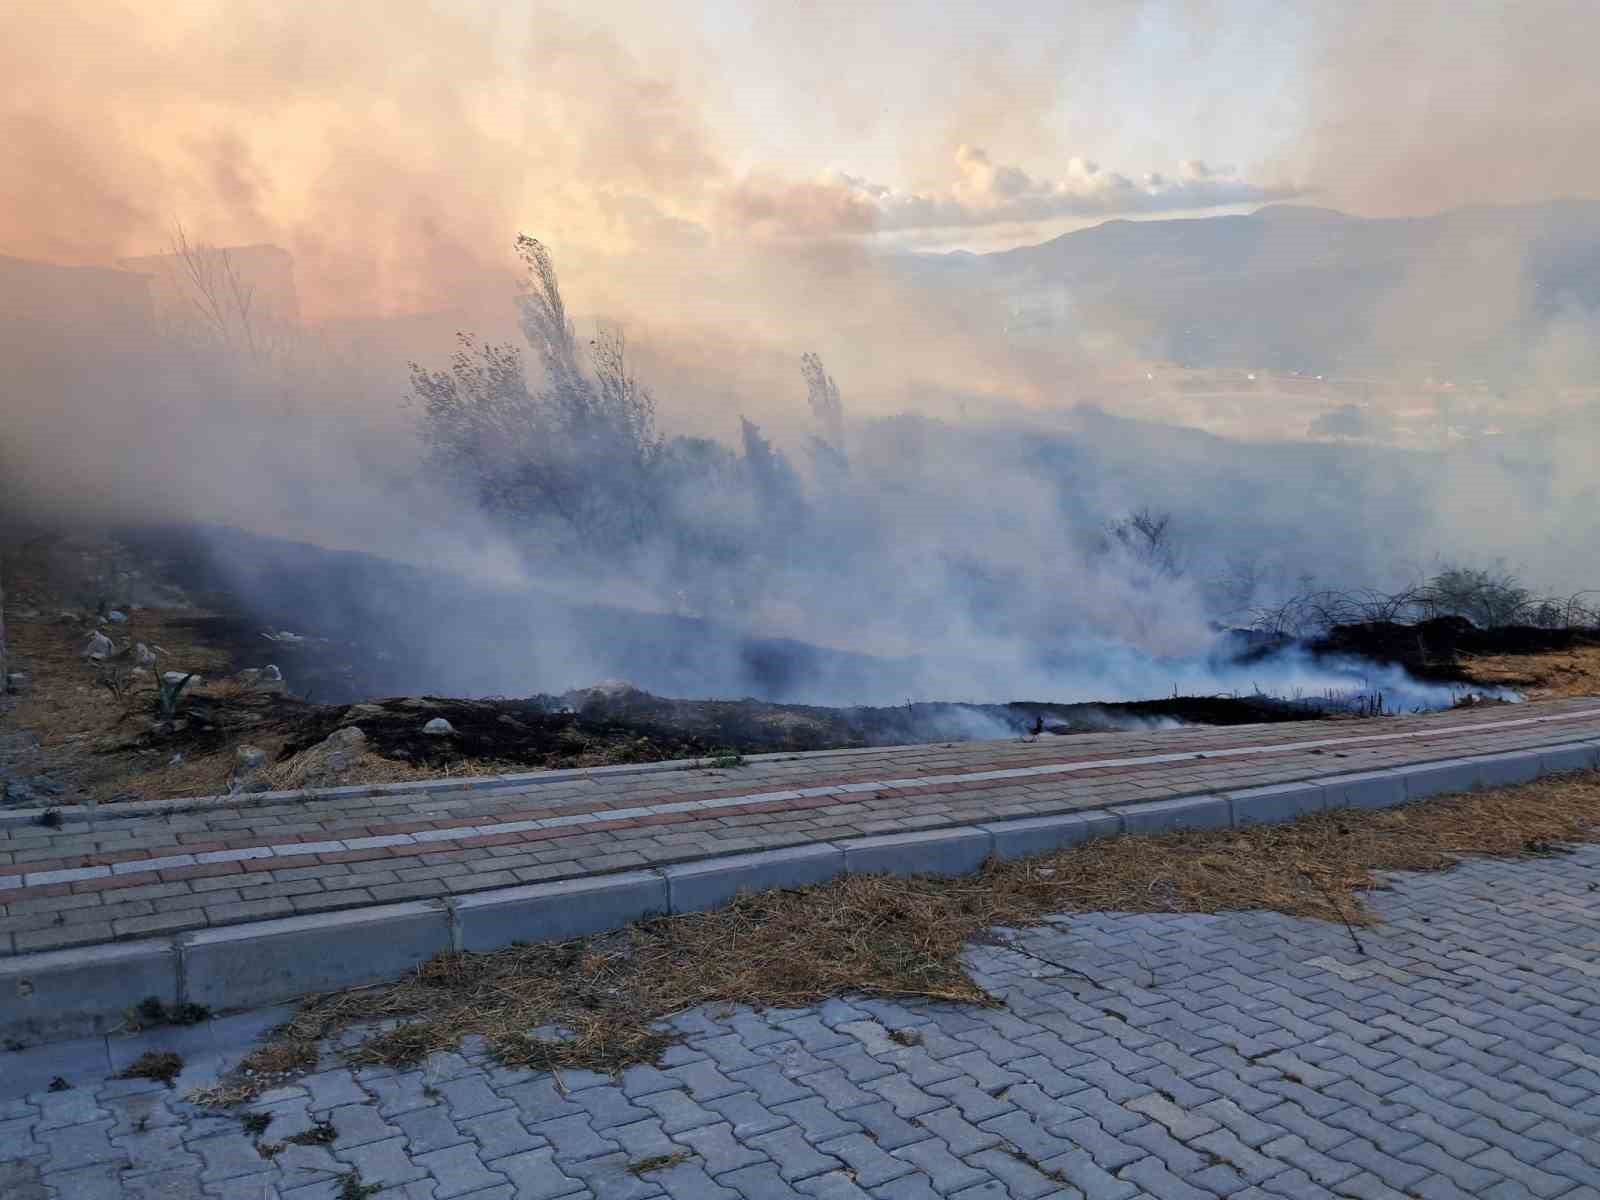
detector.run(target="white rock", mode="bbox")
[162,670,201,687]
[236,745,267,770]
[83,632,114,660]
[134,643,158,667]
[106,610,128,623]
[422,717,455,736]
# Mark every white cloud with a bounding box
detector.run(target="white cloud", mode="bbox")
[821,145,1301,230]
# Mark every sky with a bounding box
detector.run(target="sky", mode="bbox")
[4,0,1597,323]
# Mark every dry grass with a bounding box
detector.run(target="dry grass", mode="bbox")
[256,748,525,793]
[188,770,1600,1106]
[188,1038,318,1107]
[118,1050,184,1088]
[1463,645,1600,699]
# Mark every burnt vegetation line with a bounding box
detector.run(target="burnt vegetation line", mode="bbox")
[276,690,1328,774]
[189,769,1600,1106]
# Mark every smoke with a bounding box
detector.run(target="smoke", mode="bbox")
[2,1,1599,710]
[1290,1,1600,217]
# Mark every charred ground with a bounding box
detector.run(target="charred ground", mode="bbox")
[2,526,1592,807]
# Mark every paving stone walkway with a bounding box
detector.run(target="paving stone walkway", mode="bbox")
[5,836,1600,1197]
[3,697,1599,957]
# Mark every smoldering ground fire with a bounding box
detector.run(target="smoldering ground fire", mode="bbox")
[2,1,1599,726]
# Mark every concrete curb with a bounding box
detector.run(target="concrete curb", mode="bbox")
[3,738,1597,1043]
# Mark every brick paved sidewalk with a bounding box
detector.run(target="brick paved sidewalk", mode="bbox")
[6,828,1600,1197]
[3,697,1599,956]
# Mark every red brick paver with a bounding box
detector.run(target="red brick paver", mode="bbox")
[1,697,1597,954]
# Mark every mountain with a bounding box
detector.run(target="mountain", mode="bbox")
[906,200,1600,377]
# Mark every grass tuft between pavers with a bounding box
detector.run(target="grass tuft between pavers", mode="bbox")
[190,769,1600,1105]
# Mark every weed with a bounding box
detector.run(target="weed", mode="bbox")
[119,1050,183,1088]
[47,1076,71,1092]
[888,1028,923,1047]
[628,1150,694,1176]
[285,1120,337,1147]
[125,996,212,1033]
[240,1112,271,1137]
[337,1170,382,1200]
[705,748,745,769]
[155,672,196,720]
[36,809,62,829]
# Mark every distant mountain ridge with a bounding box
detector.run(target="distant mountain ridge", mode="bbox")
[907,199,1600,377]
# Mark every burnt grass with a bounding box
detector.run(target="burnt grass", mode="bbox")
[279,689,1321,772]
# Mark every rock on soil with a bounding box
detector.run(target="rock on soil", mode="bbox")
[422,717,455,736]
[83,632,113,660]
[289,726,367,788]
[236,664,286,694]
[228,744,270,794]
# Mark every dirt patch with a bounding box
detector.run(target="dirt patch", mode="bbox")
[191,768,1600,1103]
[0,537,266,803]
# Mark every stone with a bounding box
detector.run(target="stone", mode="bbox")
[106,611,128,623]
[423,718,456,737]
[134,643,157,668]
[288,727,368,788]
[235,665,287,694]
[83,632,114,660]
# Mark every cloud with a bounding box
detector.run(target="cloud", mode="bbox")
[724,146,1302,237]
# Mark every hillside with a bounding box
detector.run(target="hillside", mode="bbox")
[908,200,1600,377]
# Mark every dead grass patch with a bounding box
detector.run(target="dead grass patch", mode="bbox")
[256,748,522,793]
[188,1038,317,1107]
[175,770,1600,1106]
[119,1050,183,1088]
[1463,645,1600,699]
